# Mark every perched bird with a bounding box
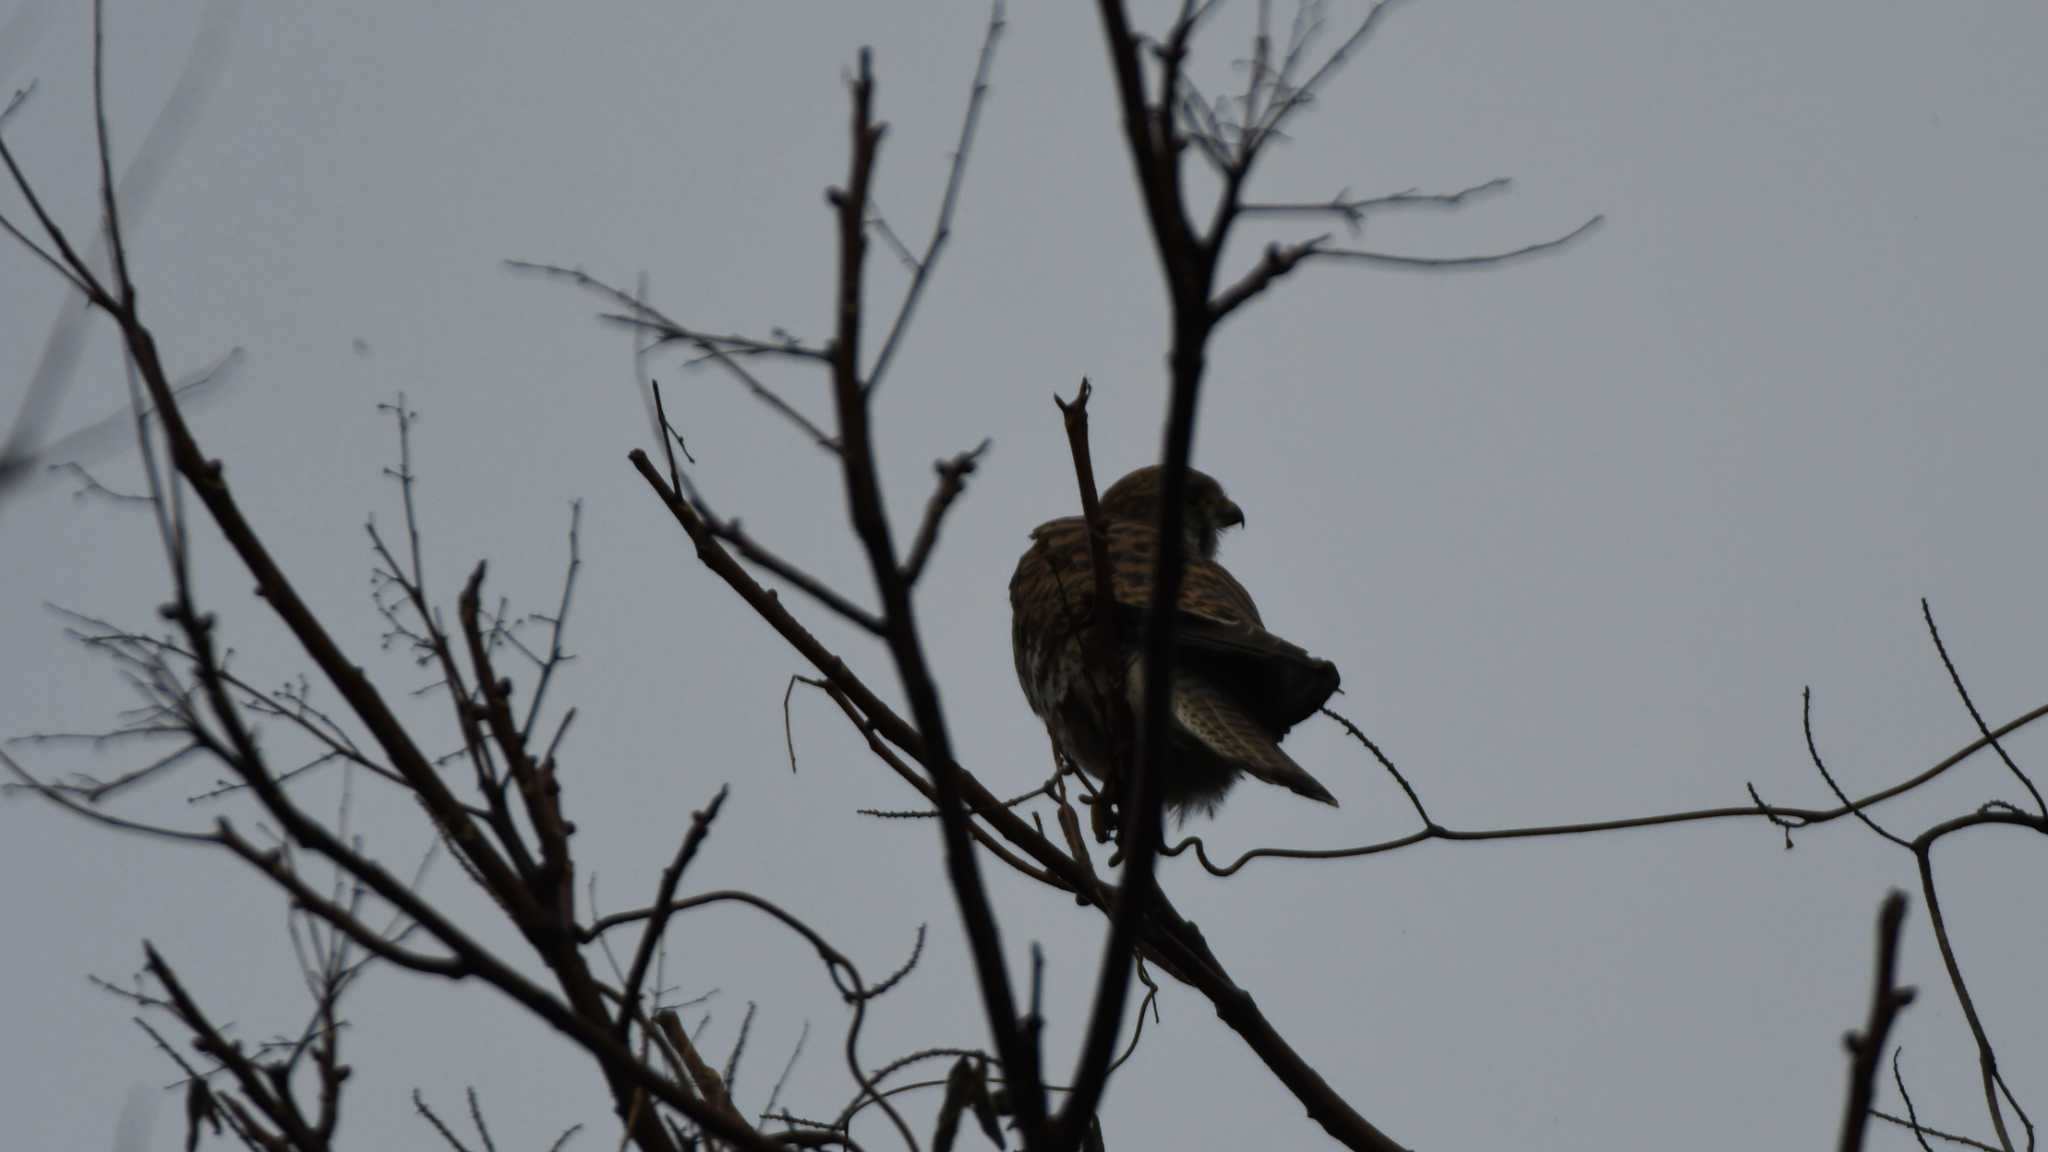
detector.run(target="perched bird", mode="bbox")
[1009,465,1340,817]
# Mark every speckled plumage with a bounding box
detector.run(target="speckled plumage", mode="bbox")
[1009,467,1339,816]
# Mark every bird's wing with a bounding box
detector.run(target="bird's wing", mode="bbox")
[1013,517,1339,729]
[1105,520,1338,727]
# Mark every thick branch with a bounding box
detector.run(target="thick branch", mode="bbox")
[1837,890,1914,1152]
[1054,380,1122,696]
[823,50,1047,1146]
[1914,810,2047,1152]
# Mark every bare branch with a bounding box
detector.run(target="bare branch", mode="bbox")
[414,1090,477,1152]
[600,313,831,364]
[0,91,111,305]
[1891,1050,1941,1152]
[1238,177,1512,230]
[1320,706,1430,827]
[146,943,330,1152]
[705,512,886,636]
[1307,212,1604,269]
[520,501,584,743]
[508,260,839,453]
[1162,696,2048,876]
[3,748,221,845]
[1211,214,1604,321]
[92,0,133,303]
[1256,0,1413,144]
[1053,380,1123,731]
[1874,1106,2004,1152]
[1804,687,1912,850]
[1837,891,1914,1152]
[1,0,233,504]
[824,47,1047,1144]
[1922,598,2046,816]
[1,78,35,127]
[866,1,1006,396]
[465,1088,499,1152]
[760,1021,812,1126]
[901,439,991,584]
[1913,809,2046,1152]
[618,787,729,1037]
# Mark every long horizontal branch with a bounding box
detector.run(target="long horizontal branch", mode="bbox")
[1163,698,2048,876]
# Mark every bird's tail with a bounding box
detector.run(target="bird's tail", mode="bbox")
[1169,672,1339,807]
[1238,740,1339,807]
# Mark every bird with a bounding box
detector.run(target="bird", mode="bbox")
[1009,465,1340,818]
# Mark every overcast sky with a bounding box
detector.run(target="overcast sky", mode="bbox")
[5,2,2047,1149]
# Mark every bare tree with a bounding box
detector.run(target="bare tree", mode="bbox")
[3,3,2040,1152]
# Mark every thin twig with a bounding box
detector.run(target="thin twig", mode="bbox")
[1873,1108,2004,1152]
[1159,696,2048,876]
[708,515,886,636]
[866,0,1006,396]
[618,787,729,1038]
[901,440,991,584]
[414,1090,476,1152]
[1892,1050,1940,1152]
[1804,687,1911,849]
[1319,706,1430,826]
[508,260,839,452]
[1922,598,2046,816]
[1239,177,1511,231]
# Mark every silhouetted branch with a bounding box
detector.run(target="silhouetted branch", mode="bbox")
[1239,177,1511,231]
[146,943,331,1152]
[1837,891,1914,1152]
[1053,378,1128,835]
[867,1,1006,397]
[1873,1106,2003,1152]
[1889,1050,1940,1152]
[761,1021,812,1126]
[717,513,885,634]
[0,0,232,505]
[1922,598,2046,816]
[509,260,840,453]
[1163,696,2048,876]
[519,501,584,743]
[413,1090,476,1152]
[596,889,924,1151]
[822,47,1048,1146]
[1320,706,1431,827]
[1914,809,2045,1152]
[1210,215,1604,321]
[619,787,730,1038]
[902,440,992,585]
[1805,687,1911,849]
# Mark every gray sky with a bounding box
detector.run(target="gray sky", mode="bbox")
[5,1,2047,1149]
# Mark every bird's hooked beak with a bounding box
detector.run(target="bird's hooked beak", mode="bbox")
[1218,500,1245,530]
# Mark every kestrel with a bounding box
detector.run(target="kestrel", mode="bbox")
[1009,466,1339,817]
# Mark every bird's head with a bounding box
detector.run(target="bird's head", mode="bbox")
[1099,466,1245,559]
